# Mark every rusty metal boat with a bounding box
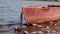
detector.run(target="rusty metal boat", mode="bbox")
[22,5,60,25]
[18,5,60,34]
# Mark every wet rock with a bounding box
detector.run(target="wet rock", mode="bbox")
[0,25,3,28]
[14,26,21,32]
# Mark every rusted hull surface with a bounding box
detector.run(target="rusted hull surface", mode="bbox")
[23,5,60,24]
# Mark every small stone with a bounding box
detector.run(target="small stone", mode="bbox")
[24,31,29,34]
[50,22,53,23]
[55,24,57,26]
[33,24,37,26]
[46,26,49,29]
[38,31,42,33]
[31,31,37,34]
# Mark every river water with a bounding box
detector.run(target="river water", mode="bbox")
[0,0,60,34]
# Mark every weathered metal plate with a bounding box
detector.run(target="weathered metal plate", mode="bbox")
[23,5,60,24]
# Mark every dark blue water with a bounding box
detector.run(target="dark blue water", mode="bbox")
[0,0,60,34]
